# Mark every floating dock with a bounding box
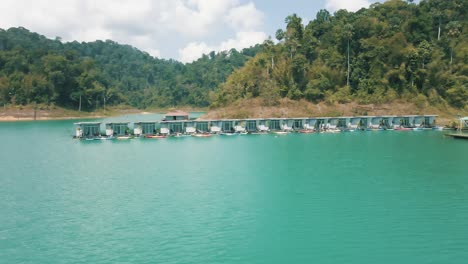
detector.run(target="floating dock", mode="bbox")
[73,114,441,140]
[447,133,468,140]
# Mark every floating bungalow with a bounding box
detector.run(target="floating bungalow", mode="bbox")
[268,119,281,131]
[423,115,437,128]
[336,117,351,130]
[370,116,383,129]
[327,117,339,130]
[209,120,222,133]
[280,119,294,131]
[73,113,441,139]
[304,118,317,130]
[106,122,130,136]
[413,116,425,128]
[357,116,372,130]
[257,119,269,132]
[184,121,196,134]
[381,116,396,129]
[196,121,209,133]
[234,120,246,133]
[163,111,189,121]
[348,117,361,130]
[134,121,157,136]
[75,122,101,138]
[292,119,304,130]
[245,119,258,133]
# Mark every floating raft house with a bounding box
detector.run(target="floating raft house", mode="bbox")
[73,113,441,139]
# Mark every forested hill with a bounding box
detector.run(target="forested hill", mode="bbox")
[212,0,467,110]
[0,27,261,109]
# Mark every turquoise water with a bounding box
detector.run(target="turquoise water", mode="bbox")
[1,114,467,263]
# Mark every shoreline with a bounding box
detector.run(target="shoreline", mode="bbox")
[0,105,208,122]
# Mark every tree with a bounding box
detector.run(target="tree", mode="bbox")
[446,21,461,66]
[343,24,354,87]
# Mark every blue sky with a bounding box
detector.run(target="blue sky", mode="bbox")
[0,0,384,62]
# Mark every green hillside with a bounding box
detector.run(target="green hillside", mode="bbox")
[212,0,467,110]
[0,27,260,110]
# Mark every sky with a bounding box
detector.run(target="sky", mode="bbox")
[0,0,383,63]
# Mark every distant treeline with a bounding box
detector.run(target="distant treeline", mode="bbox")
[0,27,261,110]
[212,0,467,109]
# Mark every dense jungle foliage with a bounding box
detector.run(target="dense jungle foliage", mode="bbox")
[212,0,467,109]
[0,27,260,110]
[0,0,466,111]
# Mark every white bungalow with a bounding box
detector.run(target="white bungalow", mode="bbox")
[234,120,246,133]
[381,116,396,129]
[316,118,329,131]
[106,122,130,136]
[358,116,373,130]
[326,117,339,130]
[304,118,317,130]
[185,121,196,134]
[337,117,351,130]
[221,120,234,133]
[370,116,383,129]
[75,122,101,138]
[268,119,282,131]
[392,116,404,128]
[159,122,171,135]
[133,123,142,136]
[348,117,361,130]
[196,121,209,133]
[402,115,417,127]
[292,119,305,130]
[280,119,294,131]
[209,120,222,133]
[257,119,269,132]
[413,116,425,128]
[245,119,258,133]
[423,115,437,128]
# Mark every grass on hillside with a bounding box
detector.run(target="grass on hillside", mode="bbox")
[201,98,467,126]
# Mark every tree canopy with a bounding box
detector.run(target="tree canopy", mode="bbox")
[212,0,467,109]
[0,27,261,110]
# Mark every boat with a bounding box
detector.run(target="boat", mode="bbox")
[395,127,411,131]
[173,133,190,138]
[298,129,315,134]
[145,135,167,139]
[323,129,341,133]
[221,132,239,136]
[98,136,114,140]
[273,131,289,135]
[116,136,133,140]
[250,131,268,135]
[432,126,444,130]
[192,133,212,137]
[412,127,423,131]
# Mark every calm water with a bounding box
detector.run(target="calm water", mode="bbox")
[1,114,467,264]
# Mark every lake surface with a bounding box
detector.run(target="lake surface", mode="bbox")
[1,114,467,264]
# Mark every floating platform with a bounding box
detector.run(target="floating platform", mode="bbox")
[446,133,468,140]
[73,114,440,139]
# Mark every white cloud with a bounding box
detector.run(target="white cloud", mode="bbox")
[178,42,212,63]
[325,0,371,12]
[0,0,266,61]
[179,31,267,63]
[225,2,264,31]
